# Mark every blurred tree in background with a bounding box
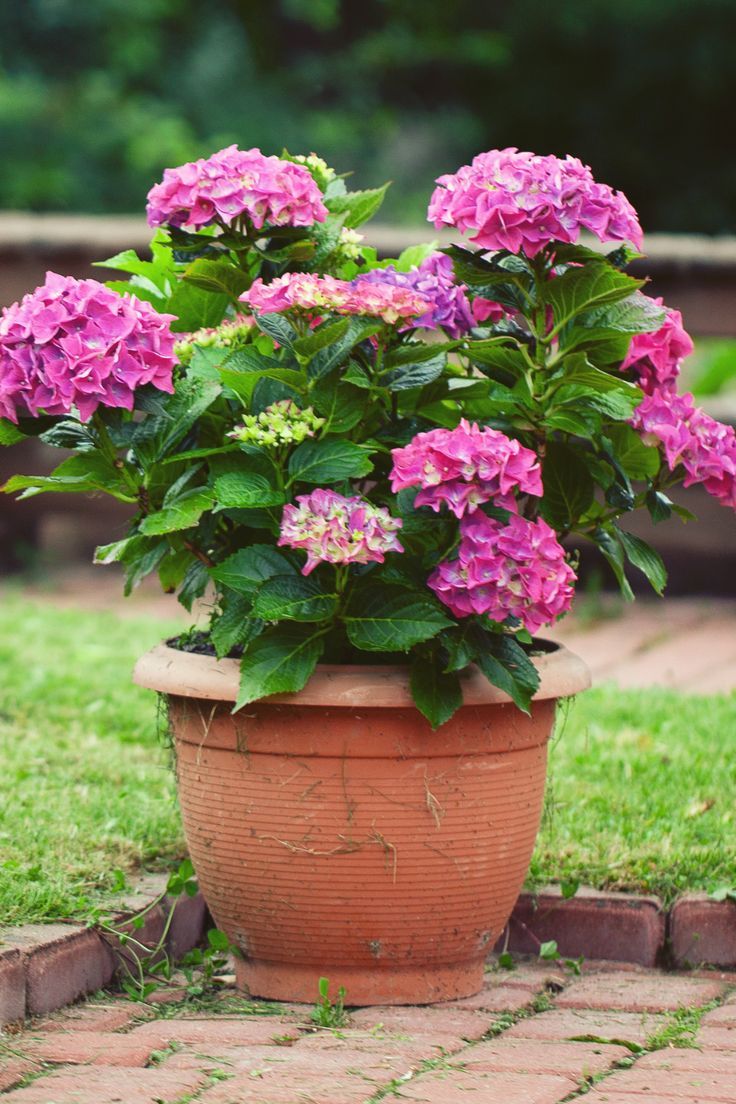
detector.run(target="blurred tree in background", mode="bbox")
[1,0,735,230]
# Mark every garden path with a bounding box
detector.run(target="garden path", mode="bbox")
[7,568,736,693]
[1,960,734,1102]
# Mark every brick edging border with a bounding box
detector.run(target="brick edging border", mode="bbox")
[0,888,207,1027]
[1,884,734,1027]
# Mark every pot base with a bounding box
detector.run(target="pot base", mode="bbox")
[236,957,485,1006]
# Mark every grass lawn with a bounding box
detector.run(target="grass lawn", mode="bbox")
[0,593,734,924]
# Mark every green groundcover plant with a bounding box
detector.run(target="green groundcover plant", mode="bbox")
[2,146,735,726]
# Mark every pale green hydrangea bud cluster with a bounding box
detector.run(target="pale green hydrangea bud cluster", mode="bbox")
[335,227,365,262]
[229,399,325,448]
[174,314,255,365]
[290,153,336,191]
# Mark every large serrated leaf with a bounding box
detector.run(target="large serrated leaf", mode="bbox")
[619,530,667,595]
[540,442,595,529]
[474,633,540,714]
[325,183,390,228]
[287,439,373,484]
[252,574,338,622]
[210,546,294,596]
[139,488,214,535]
[235,624,325,710]
[544,265,643,332]
[213,471,285,509]
[410,651,462,729]
[343,590,452,652]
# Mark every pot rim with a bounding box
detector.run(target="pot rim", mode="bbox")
[133,639,591,708]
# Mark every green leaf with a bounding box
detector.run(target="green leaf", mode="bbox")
[166,280,228,333]
[0,419,26,445]
[410,650,462,729]
[94,536,137,565]
[326,183,390,228]
[139,488,214,535]
[606,425,660,480]
[540,442,595,529]
[211,593,264,658]
[133,376,221,465]
[254,313,299,352]
[578,291,668,335]
[3,453,131,500]
[294,317,351,358]
[310,377,364,433]
[213,471,285,509]
[235,624,325,710]
[394,242,439,270]
[475,633,540,714]
[308,318,382,380]
[383,347,446,391]
[210,546,294,595]
[543,264,643,332]
[252,574,338,622]
[591,526,634,601]
[219,366,305,404]
[287,439,372,484]
[344,589,452,652]
[618,530,668,595]
[182,257,250,300]
[539,940,559,960]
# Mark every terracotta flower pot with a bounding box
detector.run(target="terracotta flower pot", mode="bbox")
[134,642,589,1006]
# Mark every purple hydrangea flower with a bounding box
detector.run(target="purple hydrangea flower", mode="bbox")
[390,420,542,517]
[278,489,404,575]
[621,296,694,395]
[241,273,430,324]
[0,272,176,423]
[146,146,328,231]
[428,512,576,633]
[631,391,736,509]
[428,148,643,256]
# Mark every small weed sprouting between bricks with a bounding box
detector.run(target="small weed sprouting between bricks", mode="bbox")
[311,976,348,1028]
[558,997,731,1101]
[90,859,233,1004]
[646,1000,718,1050]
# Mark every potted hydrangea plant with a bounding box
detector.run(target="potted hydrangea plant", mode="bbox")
[2,145,734,1005]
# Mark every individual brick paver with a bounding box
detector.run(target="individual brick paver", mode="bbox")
[19,1030,161,1067]
[0,1066,205,1103]
[598,1066,736,1100]
[455,1036,631,1080]
[505,1007,664,1047]
[378,1068,573,1103]
[555,971,729,1012]
[1,960,734,1104]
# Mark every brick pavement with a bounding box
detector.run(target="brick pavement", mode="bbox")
[1,961,734,1103]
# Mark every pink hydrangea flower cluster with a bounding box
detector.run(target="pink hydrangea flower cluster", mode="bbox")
[0,272,176,423]
[621,297,693,394]
[241,273,430,324]
[428,147,643,256]
[390,420,542,518]
[278,489,404,575]
[632,391,736,509]
[353,253,504,337]
[428,512,576,633]
[146,145,328,231]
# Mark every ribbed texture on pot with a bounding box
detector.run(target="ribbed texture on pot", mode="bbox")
[170,695,557,1005]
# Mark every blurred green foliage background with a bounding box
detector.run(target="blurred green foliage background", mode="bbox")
[1,0,735,229]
